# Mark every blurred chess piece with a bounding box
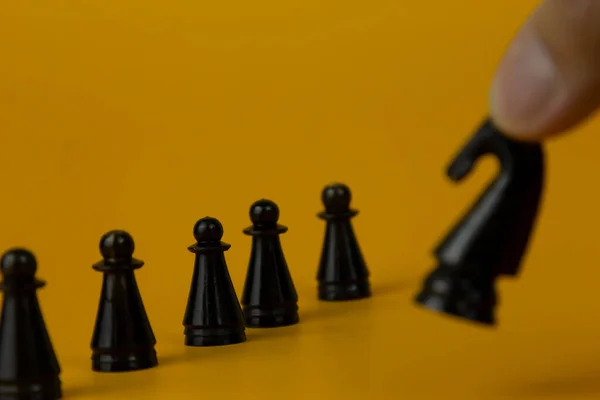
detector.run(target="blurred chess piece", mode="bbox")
[184,217,246,346]
[242,199,299,328]
[415,118,545,325]
[317,183,371,301]
[91,230,158,372]
[0,248,62,399]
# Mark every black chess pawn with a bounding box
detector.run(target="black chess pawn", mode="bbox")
[414,118,545,325]
[317,183,371,301]
[0,248,62,400]
[183,217,246,346]
[241,199,299,328]
[91,230,158,372]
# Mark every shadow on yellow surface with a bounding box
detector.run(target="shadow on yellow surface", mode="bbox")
[499,364,600,397]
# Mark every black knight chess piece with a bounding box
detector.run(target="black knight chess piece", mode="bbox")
[317,183,371,301]
[414,118,545,325]
[241,199,299,328]
[183,217,246,346]
[91,230,158,372]
[0,248,62,400]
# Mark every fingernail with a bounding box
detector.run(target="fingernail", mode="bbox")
[490,29,561,136]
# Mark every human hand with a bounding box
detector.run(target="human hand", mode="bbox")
[490,0,600,141]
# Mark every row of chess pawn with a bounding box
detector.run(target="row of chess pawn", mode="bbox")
[0,183,371,400]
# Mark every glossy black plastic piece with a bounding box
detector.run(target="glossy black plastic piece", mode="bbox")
[91,230,158,372]
[183,217,246,346]
[0,248,62,400]
[317,183,371,301]
[241,199,299,328]
[415,118,545,325]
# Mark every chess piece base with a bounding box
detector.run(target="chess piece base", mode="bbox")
[92,348,158,372]
[0,378,62,400]
[318,279,371,301]
[414,265,496,325]
[415,293,495,325]
[244,305,299,328]
[184,327,246,347]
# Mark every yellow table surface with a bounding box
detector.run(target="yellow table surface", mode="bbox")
[2,0,600,399]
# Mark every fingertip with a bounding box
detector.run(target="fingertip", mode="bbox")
[489,0,600,142]
[488,22,566,142]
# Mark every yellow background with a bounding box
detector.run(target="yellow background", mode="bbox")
[1,0,600,399]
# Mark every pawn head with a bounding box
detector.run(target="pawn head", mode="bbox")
[194,217,224,243]
[250,199,279,227]
[1,248,37,278]
[100,230,135,261]
[322,183,351,213]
